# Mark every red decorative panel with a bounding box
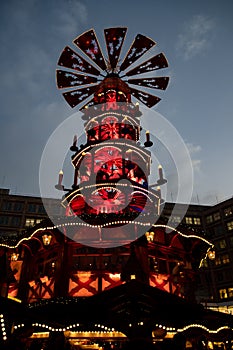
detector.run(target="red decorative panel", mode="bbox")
[69,271,98,297]
[8,260,23,298]
[149,273,177,294]
[102,273,123,291]
[28,277,55,303]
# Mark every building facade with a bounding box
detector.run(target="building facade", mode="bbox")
[0,188,64,239]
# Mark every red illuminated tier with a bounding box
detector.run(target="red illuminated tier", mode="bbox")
[60,69,162,223]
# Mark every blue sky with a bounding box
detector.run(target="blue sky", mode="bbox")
[0,0,233,205]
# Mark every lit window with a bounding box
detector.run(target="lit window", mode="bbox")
[171,216,181,223]
[213,212,221,221]
[206,215,213,224]
[193,217,201,225]
[35,219,43,225]
[185,217,193,224]
[25,218,35,227]
[222,254,230,264]
[228,288,233,298]
[219,289,227,299]
[215,257,221,266]
[224,207,233,217]
[227,221,233,231]
[218,239,227,249]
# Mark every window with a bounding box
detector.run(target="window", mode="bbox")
[2,201,24,212]
[206,215,213,224]
[25,218,35,227]
[229,236,233,247]
[219,289,227,299]
[224,207,233,217]
[213,225,224,236]
[206,228,215,238]
[213,212,221,221]
[25,218,43,227]
[215,257,221,266]
[185,217,193,225]
[222,254,230,264]
[216,239,226,249]
[1,201,12,211]
[14,202,23,212]
[11,216,21,227]
[27,203,37,213]
[193,217,201,225]
[38,205,46,214]
[228,288,233,298]
[227,221,233,231]
[171,216,181,223]
[215,254,230,265]
[0,216,10,225]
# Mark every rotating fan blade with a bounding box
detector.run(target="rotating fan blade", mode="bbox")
[128,77,169,90]
[119,34,156,72]
[124,53,168,77]
[62,85,98,108]
[58,46,100,76]
[130,87,161,108]
[56,70,98,89]
[104,27,127,70]
[73,29,107,71]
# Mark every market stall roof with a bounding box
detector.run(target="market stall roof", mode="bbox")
[22,281,233,334]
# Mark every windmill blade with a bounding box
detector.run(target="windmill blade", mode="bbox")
[56,70,98,89]
[119,34,156,72]
[58,46,100,76]
[128,77,169,90]
[124,53,168,77]
[104,27,127,70]
[73,29,107,71]
[130,87,161,108]
[62,85,98,108]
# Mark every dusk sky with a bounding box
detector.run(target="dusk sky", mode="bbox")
[0,0,233,205]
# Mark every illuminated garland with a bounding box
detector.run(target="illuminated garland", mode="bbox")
[14,322,123,335]
[177,324,233,334]
[0,222,213,250]
[151,224,214,248]
[72,140,150,166]
[62,182,160,207]
[155,324,176,331]
[13,321,232,336]
[85,112,139,131]
[0,314,7,341]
